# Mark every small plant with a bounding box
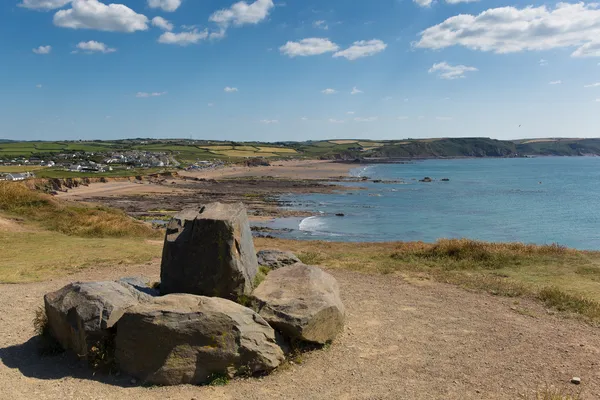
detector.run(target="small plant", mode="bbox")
[531,388,581,400]
[32,306,63,356]
[253,266,271,288]
[297,251,323,265]
[237,294,253,307]
[207,372,230,386]
[537,287,600,321]
[87,335,117,373]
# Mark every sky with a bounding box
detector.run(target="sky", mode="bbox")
[1,0,600,142]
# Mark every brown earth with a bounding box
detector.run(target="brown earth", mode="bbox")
[0,260,596,400]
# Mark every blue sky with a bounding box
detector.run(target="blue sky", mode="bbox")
[1,0,600,142]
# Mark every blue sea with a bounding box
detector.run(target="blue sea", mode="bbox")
[260,157,600,250]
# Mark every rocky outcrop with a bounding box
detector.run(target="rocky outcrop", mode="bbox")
[115,294,284,385]
[256,250,301,270]
[160,203,258,300]
[251,264,345,344]
[44,281,148,359]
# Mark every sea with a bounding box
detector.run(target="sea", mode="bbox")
[259,157,600,250]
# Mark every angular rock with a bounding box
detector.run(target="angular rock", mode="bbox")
[160,203,258,300]
[118,277,160,297]
[44,281,146,358]
[251,264,345,344]
[256,249,301,270]
[115,294,285,385]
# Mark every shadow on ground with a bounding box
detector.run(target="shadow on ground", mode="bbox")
[0,336,134,388]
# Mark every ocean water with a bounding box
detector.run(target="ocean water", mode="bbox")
[262,157,600,250]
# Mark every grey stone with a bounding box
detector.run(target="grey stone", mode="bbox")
[115,294,285,386]
[256,250,301,270]
[44,281,146,359]
[160,203,258,300]
[118,277,160,297]
[251,264,345,344]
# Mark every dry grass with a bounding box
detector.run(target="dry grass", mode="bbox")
[531,388,581,399]
[0,182,160,238]
[255,238,600,322]
[0,165,48,173]
[256,147,297,153]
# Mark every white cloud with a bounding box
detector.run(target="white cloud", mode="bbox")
[354,116,378,122]
[333,39,387,60]
[224,86,239,92]
[436,116,453,121]
[351,86,363,95]
[549,80,562,85]
[585,82,600,88]
[280,38,339,57]
[321,88,337,95]
[159,29,208,46]
[347,111,355,115]
[19,0,70,10]
[383,96,393,101]
[54,0,148,33]
[210,0,274,27]
[152,16,173,31]
[36,84,43,88]
[596,98,600,102]
[414,0,433,7]
[209,28,227,40]
[313,20,328,30]
[398,116,409,120]
[136,91,167,98]
[428,62,478,79]
[539,59,549,66]
[75,40,116,53]
[260,119,279,124]
[33,45,52,54]
[300,117,308,121]
[148,0,181,12]
[416,3,600,58]
[445,0,479,3]
[328,118,345,123]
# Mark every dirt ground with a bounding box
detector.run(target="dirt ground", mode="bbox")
[0,261,597,400]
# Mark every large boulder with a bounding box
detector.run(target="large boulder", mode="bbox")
[160,203,258,300]
[251,264,345,344]
[44,281,148,359]
[115,294,285,385]
[257,249,301,270]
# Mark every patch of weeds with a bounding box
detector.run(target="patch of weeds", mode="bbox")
[253,265,271,288]
[207,372,230,386]
[538,286,600,321]
[322,341,332,351]
[87,334,117,373]
[237,294,253,308]
[32,306,64,356]
[297,251,323,265]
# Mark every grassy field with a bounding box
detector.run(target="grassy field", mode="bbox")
[0,165,48,173]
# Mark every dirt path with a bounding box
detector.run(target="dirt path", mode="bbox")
[1,264,597,399]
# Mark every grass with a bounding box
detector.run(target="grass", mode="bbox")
[531,388,581,400]
[0,165,48,173]
[255,237,600,323]
[0,230,162,283]
[0,182,160,238]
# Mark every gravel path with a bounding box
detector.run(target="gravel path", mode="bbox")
[1,264,598,399]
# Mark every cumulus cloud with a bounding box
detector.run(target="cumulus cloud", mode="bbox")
[347,111,355,115]
[148,0,181,12]
[354,116,378,122]
[75,40,116,53]
[33,45,52,54]
[152,16,173,31]
[351,87,363,95]
[260,119,279,124]
[333,39,387,60]
[158,29,208,45]
[224,86,239,92]
[136,91,167,98]
[210,0,274,27]
[416,3,600,58]
[279,38,339,57]
[19,0,71,10]
[54,0,148,33]
[539,59,549,66]
[549,80,562,85]
[428,62,478,79]
[321,88,337,95]
[584,82,600,88]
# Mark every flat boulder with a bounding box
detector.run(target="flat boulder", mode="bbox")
[257,249,301,270]
[251,264,345,344]
[44,281,146,359]
[115,294,285,385]
[160,203,258,300]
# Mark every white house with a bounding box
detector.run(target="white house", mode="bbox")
[6,172,34,181]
